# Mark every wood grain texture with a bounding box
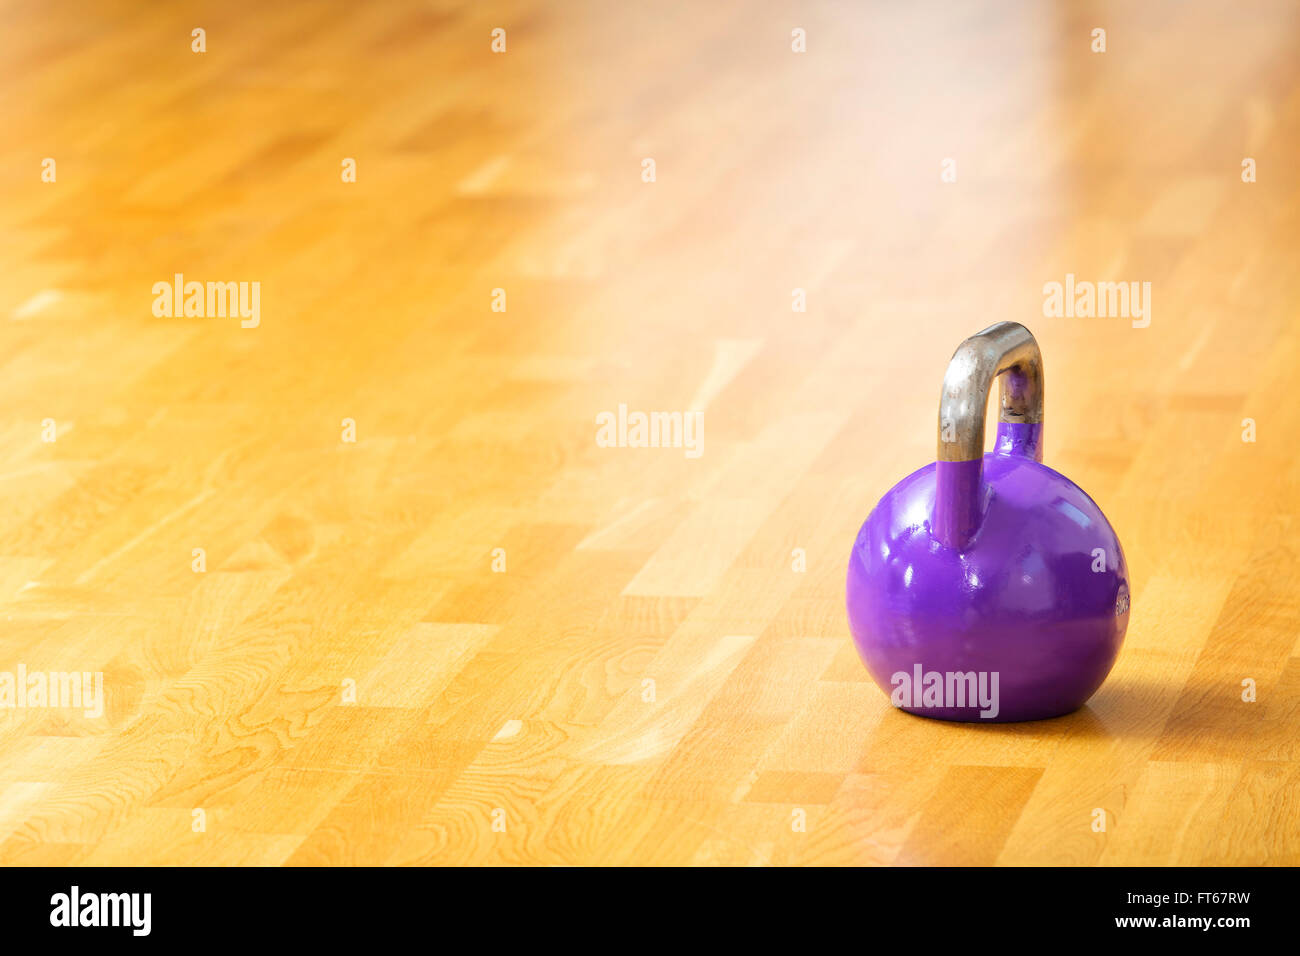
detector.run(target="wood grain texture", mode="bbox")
[0,0,1298,865]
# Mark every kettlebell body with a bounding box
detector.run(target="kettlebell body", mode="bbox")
[846,323,1129,722]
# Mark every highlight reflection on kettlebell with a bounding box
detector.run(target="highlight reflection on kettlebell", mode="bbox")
[846,322,1129,722]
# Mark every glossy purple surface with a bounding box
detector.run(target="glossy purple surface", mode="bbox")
[847,422,1128,722]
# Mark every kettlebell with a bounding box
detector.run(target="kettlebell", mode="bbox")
[846,322,1129,722]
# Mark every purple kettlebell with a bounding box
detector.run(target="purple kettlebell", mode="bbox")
[846,322,1129,722]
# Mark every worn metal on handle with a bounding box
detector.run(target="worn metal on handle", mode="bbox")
[937,322,1044,462]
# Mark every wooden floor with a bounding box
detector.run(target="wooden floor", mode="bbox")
[0,0,1297,866]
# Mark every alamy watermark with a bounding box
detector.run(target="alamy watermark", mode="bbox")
[50,886,150,936]
[152,273,260,328]
[1043,273,1150,328]
[595,404,703,458]
[0,664,104,718]
[891,665,1000,718]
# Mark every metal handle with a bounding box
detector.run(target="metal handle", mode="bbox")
[937,321,1044,462]
[933,322,1045,549]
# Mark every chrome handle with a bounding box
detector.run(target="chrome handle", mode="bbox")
[937,321,1044,462]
